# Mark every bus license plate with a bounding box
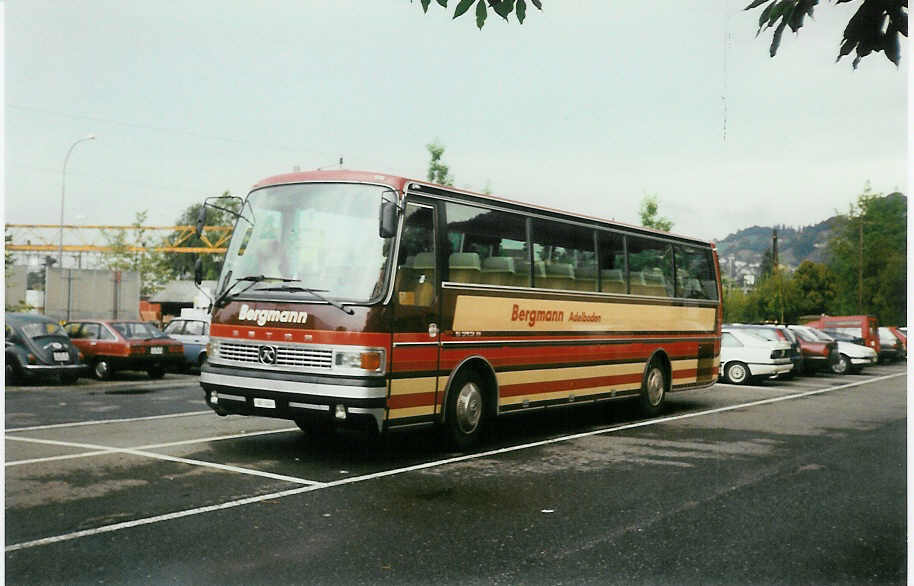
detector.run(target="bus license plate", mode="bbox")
[53,351,69,361]
[150,347,163,355]
[254,398,276,409]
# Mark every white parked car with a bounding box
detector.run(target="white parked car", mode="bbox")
[720,327,793,385]
[789,325,877,374]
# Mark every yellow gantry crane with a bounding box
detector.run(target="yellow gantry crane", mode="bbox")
[5,224,233,255]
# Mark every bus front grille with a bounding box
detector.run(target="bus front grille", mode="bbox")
[217,342,333,369]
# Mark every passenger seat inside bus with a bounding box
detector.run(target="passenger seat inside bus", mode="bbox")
[600,268,626,293]
[481,256,515,286]
[448,252,481,283]
[542,263,575,290]
[412,252,436,306]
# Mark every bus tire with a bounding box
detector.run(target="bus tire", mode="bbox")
[725,361,750,385]
[639,358,668,417]
[445,369,486,451]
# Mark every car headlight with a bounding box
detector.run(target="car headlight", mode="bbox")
[333,349,384,373]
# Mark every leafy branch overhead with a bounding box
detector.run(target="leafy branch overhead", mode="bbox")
[746,0,908,68]
[416,0,542,29]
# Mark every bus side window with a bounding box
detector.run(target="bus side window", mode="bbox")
[445,202,526,286]
[395,204,436,307]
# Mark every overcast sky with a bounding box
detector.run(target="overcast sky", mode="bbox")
[4,1,908,244]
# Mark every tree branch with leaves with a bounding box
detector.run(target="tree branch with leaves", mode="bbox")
[746,0,908,67]
[415,0,542,29]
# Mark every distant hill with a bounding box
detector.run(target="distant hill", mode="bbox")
[715,217,837,269]
[715,192,907,270]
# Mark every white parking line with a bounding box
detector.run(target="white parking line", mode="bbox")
[6,435,323,486]
[5,427,300,467]
[6,410,213,433]
[6,371,905,553]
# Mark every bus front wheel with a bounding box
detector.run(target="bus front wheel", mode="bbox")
[445,370,485,451]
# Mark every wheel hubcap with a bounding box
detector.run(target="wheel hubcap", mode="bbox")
[730,364,746,382]
[95,361,109,378]
[834,356,847,374]
[646,367,664,406]
[455,382,482,435]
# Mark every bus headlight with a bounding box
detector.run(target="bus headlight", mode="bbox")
[333,349,384,373]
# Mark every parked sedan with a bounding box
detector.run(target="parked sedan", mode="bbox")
[795,325,877,374]
[724,324,804,377]
[64,319,184,380]
[720,327,793,385]
[162,317,209,370]
[877,327,904,362]
[5,312,88,384]
[787,325,839,374]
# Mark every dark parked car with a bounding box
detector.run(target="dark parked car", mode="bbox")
[877,327,904,363]
[64,319,184,380]
[5,312,87,384]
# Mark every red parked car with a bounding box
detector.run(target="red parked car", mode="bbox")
[787,325,839,374]
[64,320,184,380]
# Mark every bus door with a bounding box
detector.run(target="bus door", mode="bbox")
[388,199,442,426]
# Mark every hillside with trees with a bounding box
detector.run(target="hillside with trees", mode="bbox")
[722,188,906,327]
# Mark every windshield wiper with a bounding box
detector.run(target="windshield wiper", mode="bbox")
[253,284,355,315]
[213,275,298,308]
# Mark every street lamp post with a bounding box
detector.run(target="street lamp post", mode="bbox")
[59,134,96,265]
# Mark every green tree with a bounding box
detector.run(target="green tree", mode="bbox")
[638,194,673,232]
[100,211,172,297]
[4,229,15,269]
[426,140,454,186]
[827,185,906,324]
[416,0,542,29]
[792,260,837,316]
[746,0,907,67]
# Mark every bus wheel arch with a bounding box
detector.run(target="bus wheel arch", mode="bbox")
[640,349,671,416]
[441,356,498,450]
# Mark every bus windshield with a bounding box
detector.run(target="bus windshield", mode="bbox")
[219,183,394,303]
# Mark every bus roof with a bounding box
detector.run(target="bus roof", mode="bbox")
[252,169,715,247]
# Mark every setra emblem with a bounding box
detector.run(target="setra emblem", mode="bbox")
[258,345,277,365]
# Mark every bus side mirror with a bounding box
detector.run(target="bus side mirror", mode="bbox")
[379,201,398,238]
[195,206,207,238]
[194,257,203,285]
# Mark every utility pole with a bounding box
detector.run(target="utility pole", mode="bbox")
[858,220,863,314]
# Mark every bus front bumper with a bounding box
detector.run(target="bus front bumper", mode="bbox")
[200,364,387,433]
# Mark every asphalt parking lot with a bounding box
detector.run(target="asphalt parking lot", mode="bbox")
[5,363,908,584]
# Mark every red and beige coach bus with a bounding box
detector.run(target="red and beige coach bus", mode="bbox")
[196,170,722,449]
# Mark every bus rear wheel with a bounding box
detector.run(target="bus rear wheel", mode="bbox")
[639,359,667,417]
[445,370,485,451]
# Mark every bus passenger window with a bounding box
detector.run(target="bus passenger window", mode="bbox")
[674,244,718,300]
[597,231,626,293]
[445,202,526,286]
[628,236,674,298]
[530,220,596,291]
[395,204,436,307]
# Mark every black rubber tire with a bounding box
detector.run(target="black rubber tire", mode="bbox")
[830,354,849,375]
[59,372,80,385]
[639,358,668,416]
[725,361,751,385]
[444,369,486,451]
[147,365,166,379]
[93,358,113,380]
[197,352,207,368]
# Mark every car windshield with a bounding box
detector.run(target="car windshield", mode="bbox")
[112,322,164,339]
[163,321,183,334]
[741,329,773,343]
[746,327,778,342]
[808,327,834,341]
[791,327,816,342]
[218,182,394,303]
[878,327,897,342]
[20,321,67,339]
